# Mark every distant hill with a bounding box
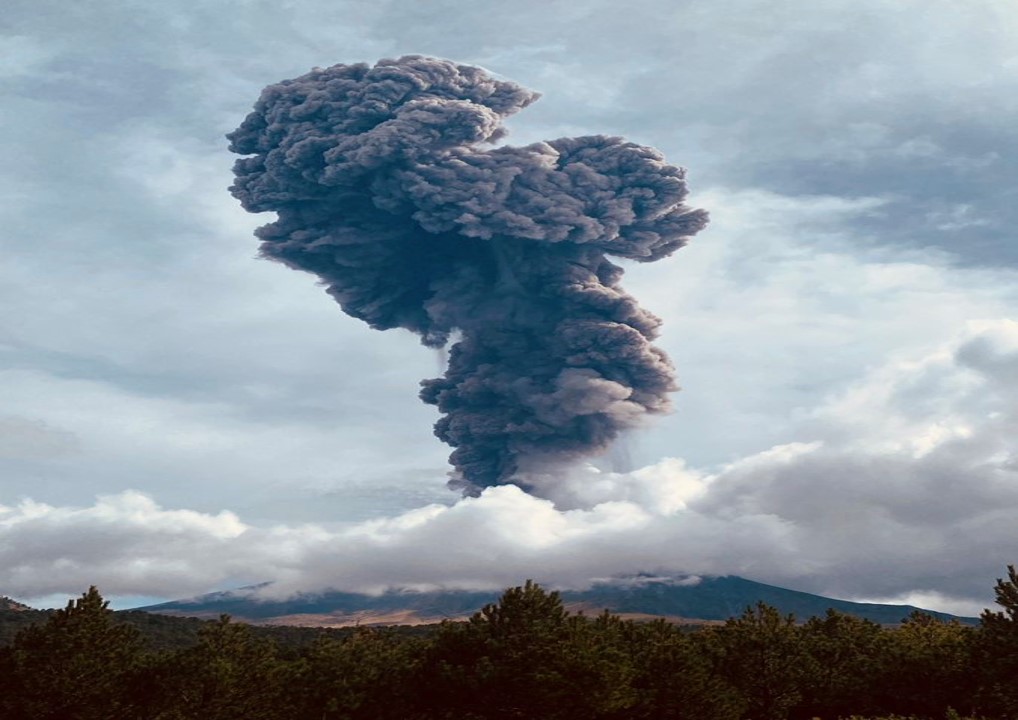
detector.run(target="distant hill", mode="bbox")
[1,596,33,613]
[138,575,978,627]
[0,597,52,646]
[0,596,369,651]
[1,576,980,650]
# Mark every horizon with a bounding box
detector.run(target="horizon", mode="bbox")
[14,572,995,620]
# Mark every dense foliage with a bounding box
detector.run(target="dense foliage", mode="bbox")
[1,569,1016,720]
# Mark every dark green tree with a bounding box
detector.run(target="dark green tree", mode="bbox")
[0,586,147,720]
[561,609,640,716]
[150,614,292,720]
[290,627,422,720]
[418,581,637,719]
[625,618,743,720]
[976,564,1018,718]
[702,602,809,720]
[879,610,976,718]
[793,609,887,719]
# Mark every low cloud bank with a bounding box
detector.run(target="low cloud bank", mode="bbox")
[4,321,1018,615]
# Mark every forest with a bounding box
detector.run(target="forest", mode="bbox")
[0,567,1016,720]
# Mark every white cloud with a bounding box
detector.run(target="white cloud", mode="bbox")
[0,492,250,599]
[4,322,1017,614]
[626,186,1018,467]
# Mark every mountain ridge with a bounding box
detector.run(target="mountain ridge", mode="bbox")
[0,596,33,613]
[137,575,979,627]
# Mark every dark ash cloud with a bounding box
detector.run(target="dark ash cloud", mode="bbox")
[227,55,707,493]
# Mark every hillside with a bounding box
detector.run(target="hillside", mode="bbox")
[0,596,33,613]
[0,600,378,651]
[0,597,51,645]
[138,575,978,626]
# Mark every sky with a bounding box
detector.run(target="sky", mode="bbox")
[2,0,1018,616]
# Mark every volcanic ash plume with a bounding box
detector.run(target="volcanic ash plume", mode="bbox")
[227,56,708,495]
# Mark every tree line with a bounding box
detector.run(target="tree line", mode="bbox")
[1,567,1016,720]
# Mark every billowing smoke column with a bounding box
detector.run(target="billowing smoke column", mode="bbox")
[228,56,708,495]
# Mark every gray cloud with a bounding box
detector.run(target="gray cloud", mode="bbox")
[227,56,706,491]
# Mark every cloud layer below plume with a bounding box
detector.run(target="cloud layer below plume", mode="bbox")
[6,320,1018,616]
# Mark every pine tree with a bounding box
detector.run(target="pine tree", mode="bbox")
[880,610,975,718]
[420,581,638,719]
[626,618,743,720]
[150,614,291,720]
[0,586,147,720]
[977,564,1018,718]
[796,609,887,718]
[291,628,422,720]
[702,602,809,720]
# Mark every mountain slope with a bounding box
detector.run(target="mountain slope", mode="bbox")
[1,596,34,613]
[0,596,52,645]
[139,575,978,626]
